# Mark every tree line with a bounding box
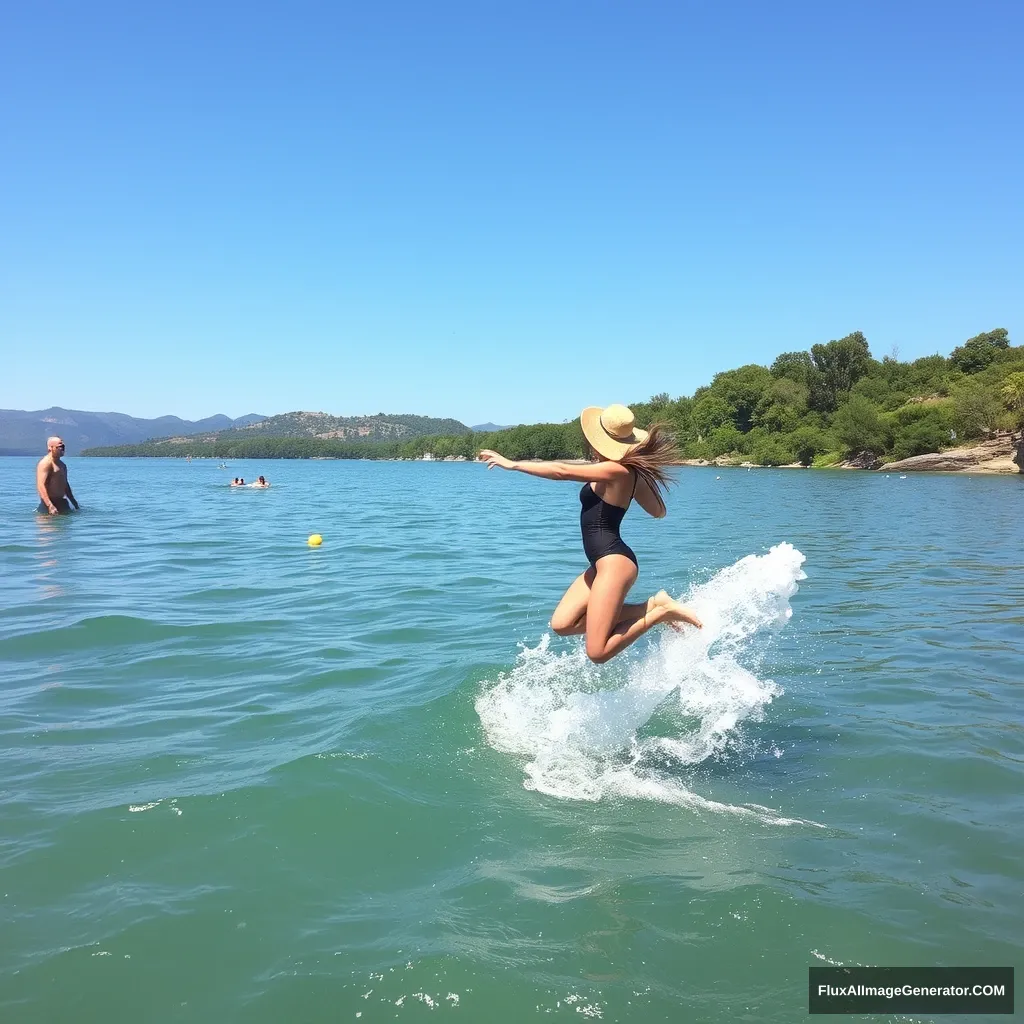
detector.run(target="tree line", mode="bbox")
[635,327,1023,466]
[83,423,588,461]
[84,328,1024,466]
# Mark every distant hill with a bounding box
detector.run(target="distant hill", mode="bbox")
[0,408,265,456]
[470,422,514,433]
[82,410,472,456]
[207,411,471,443]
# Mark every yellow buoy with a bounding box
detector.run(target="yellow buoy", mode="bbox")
[307,534,323,547]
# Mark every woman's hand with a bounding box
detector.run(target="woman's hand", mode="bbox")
[476,449,516,471]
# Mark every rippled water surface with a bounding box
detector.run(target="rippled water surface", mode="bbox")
[1,457,1021,1022]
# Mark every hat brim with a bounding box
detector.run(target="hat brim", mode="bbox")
[580,407,649,462]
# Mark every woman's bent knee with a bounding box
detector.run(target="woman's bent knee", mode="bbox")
[551,609,586,636]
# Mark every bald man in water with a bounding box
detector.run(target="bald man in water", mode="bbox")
[36,437,80,515]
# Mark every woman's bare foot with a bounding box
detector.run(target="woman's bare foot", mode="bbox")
[650,590,702,630]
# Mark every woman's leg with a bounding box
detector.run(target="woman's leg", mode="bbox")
[550,567,596,636]
[550,565,650,637]
[584,558,702,664]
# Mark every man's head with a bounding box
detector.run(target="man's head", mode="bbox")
[47,437,66,456]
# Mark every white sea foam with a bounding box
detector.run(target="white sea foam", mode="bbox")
[476,543,818,826]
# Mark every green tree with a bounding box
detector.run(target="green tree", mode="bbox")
[907,353,952,391]
[890,414,953,460]
[681,438,713,461]
[832,394,887,454]
[1001,372,1024,425]
[770,351,814,384]
[709,423,744,457]
[809,332,873,412]
[692,395,732,437]
[851,374,894,407]
[951,380,1000,440]
[707,364,774,432]
[787,425,832,466]
[738,426,767,455]
[887,401,955,460]
[754,377,808,432]
[975,328,1009,349]
[949,328,1010,374]
[666,397,695,442]
[750,435,795,466]
[534,424,566,460]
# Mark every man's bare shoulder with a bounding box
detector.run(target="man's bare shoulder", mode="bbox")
[37,455,52,471]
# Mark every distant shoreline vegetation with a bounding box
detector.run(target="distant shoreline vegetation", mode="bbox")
[79,429,563,462]
[83,329,1024,466]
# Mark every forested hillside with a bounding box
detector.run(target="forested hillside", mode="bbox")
[627,328,1024,466]
[83,330,1024,466]
[476,328,1024,467]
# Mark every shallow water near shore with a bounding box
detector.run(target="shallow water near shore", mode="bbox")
[1,456,1022,1022]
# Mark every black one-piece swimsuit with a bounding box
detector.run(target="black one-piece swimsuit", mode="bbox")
[579,471,638,568]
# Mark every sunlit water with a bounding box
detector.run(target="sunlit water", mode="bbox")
[1,457,1021,1022]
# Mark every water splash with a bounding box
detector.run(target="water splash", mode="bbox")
[476,543,818,826]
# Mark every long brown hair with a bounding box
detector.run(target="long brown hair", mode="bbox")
[619,423,682,499]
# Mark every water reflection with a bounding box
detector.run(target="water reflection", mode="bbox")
[33,513,71,598]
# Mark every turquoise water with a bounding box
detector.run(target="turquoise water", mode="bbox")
[1,456,1021,1022]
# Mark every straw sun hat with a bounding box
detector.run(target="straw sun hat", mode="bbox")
[580,404,649,462]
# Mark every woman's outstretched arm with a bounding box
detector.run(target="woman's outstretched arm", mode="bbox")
[476,450,628,484]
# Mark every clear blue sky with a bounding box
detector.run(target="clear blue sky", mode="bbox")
[2,1,1021,426]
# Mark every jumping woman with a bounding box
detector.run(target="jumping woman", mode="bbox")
[477,403,702,665]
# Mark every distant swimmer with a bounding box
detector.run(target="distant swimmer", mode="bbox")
[477,404,701,665]
[36,437,80,515]
[251,476,270,488]
[231,477,245,487]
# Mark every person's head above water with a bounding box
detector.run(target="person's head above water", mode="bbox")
[258,476,266,484]
[47,436,66,457]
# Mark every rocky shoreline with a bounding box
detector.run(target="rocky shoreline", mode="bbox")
[680,432,1023,474]
[877,433,1022,474]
